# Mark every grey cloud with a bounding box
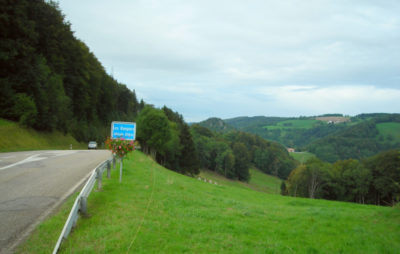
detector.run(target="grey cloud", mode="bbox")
[59,0,400,121]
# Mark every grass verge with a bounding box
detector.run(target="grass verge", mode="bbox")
[18,151,400,253]
[0,118,85,152]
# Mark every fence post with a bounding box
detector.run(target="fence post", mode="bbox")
[113,156,116,169]
[119,158,123,183]
[97,168,102,190]
[80,196,87,216]
[107,160,111,179]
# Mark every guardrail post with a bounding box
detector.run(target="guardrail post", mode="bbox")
[80,196,88,216]
[107,160,111,178]
[119,158,123,183]
[113,156,116,169]
[97,168,102,190]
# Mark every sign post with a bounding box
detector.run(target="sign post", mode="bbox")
[110,121,136,182]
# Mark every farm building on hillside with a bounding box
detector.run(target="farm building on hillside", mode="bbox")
[287,148,295,153]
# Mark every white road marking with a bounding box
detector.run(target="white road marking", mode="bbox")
[0,151,79,171]
[0,154,47,171]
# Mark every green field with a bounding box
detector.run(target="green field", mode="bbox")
[265,119,319,130]
[200,168,281,194]
[376,122,400,143]
[18,151,400,253]
[289,152,317,164]
[0,118,86,152]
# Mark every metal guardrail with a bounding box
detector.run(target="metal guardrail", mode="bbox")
[52,157,114,254]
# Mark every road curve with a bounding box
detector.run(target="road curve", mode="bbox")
[0,150,111,253]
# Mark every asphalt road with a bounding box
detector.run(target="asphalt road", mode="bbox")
[0,150,111,253]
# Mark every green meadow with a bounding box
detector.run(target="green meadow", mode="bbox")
[289,152,317,164]
[264,119,319,130]
[0,118,85,152]
[200,168,281,194]
[18,151,400,253]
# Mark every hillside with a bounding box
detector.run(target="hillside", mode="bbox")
[224,116,347,148]
[19,151,400,253]
[200,168,282,194]
[223,114,400,162]
[1,0,143,143]
[307,116,400,162]
[0,118,85,152]
[198,117,235,133]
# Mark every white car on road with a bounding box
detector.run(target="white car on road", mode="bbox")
[88,141,97,149]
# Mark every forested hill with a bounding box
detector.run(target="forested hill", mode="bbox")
[308,114,400,162]
[213,114,400,163]
[198,117,235,133]
[1,0,144,142]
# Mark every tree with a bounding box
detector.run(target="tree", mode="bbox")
[232,142,250,181]
[286,164,308,197]
[12,93,37,127]
[365,150,400,206]
[136,106,171,159]
[305,158,330,199]
[178,123,200,175]
[286,158,329,199]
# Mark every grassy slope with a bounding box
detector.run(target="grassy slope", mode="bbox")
[18,151,400,253]
[289,152,317,164]
[200,168,281,194]
[0,118,86,151]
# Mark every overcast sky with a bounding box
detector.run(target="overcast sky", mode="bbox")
[58,0,400,122]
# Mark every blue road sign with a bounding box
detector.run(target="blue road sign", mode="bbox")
[111,121,136,140]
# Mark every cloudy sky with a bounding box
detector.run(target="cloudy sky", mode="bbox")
[58,0,400,122]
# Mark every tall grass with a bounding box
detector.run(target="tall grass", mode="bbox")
[18,151,400,253]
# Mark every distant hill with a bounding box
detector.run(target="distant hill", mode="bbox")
[224,116,346,148]
[307,114,400,162]
[221,114,400,163]
[198,117,235,133]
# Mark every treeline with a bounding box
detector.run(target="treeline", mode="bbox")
[1,0,143,142]
[308,116,400,162]
[283,150,400,206]
[136,106,199,175]
[191,125,297,181]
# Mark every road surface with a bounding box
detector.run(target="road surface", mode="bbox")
[0,150,111,253]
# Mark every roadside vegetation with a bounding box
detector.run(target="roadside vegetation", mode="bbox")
[0,118,85,152]
[18,151,400,253]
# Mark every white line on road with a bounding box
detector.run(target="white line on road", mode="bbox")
[0,151,78,171]
[0,154,46,171]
